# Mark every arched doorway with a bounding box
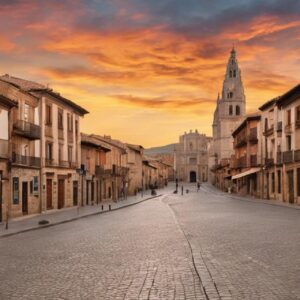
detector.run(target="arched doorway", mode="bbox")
[190,171,197,183]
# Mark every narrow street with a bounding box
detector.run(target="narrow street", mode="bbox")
[0,184,299,300]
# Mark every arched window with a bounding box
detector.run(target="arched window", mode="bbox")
[233,70,236,77]
[236,105,240,115]
[229,105,233,115]
[229,70,232,78]
[228,92,233,99]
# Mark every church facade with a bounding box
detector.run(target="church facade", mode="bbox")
[175,130,212,183]
[212,48,246,164]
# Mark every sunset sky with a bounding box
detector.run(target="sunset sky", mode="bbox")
[1,0,300,147]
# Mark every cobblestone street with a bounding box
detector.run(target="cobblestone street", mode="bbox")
[0,184,299,299]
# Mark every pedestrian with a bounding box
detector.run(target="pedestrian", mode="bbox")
[181,185,184,195]
[197,181,201,192]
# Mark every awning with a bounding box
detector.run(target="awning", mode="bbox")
[232,168,260,180]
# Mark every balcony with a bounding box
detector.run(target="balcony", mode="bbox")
[265,158,274,167]
[12,153,40,168]
[277,152,282,164]
[277,121,282,132]
[0,139,9,159]
[250,155,258,167]
[248,128,258,143]
[234,135,247,148]
[294,149,300,162]
[112,165,129,176]
[296,120,300,129]
[282,150,293,164]
[13,120,41,140]
[263,124,274,136]
[45,158,55,167]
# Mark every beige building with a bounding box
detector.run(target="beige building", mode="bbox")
[212,48,246,167]
[175,130,211,183]
[0,74,89,214]
[0,94,17,222]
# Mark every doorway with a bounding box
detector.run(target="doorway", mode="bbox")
[58,179,65,209]
[22,182,28,214]
[190,171,197,183]
[73,181,78,206]
[46,179,53,209]
[287,170,294,204]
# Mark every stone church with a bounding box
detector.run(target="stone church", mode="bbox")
[212,48,246,163]
[175,130,212,183]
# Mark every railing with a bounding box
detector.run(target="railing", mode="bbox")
[234,135,247,148]
[263,124,274,136]
[277,152,282,164]
[282,150,293,163]
[277,121,282,132]
[294,149,300,162]
[250,155,258,167]
[248,128,258,143]
[13,120,41,140]
[12,153,40,167]
[45,158,55,167]
[112,164,129,176]
[0,139,9,158]
[265,158,274,167]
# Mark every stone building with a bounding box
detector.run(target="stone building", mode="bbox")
[212,48,246,166]
[175,130,211,183]
[0,94,17,222]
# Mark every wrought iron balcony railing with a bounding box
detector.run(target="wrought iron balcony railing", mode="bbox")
[13,120,41,140]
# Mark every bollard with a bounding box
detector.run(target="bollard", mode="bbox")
[109,204,111,211]
[101,205,104,210]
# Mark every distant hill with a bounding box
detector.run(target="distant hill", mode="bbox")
[144,143,177,156]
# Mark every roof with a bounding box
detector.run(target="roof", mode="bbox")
[0,94,18,109]
[91,135,127,154]
[259,97,279,111]
[126,143,144,153]
[232,113,261,137]
[81,133,111,152]
[276,84,300,108]
[0,74,89,116]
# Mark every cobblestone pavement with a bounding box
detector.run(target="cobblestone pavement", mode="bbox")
[0,184,299,299]
[166,183,300,300]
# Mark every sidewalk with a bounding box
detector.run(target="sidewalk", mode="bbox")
[201,183,300,210]
[0,188,169,238]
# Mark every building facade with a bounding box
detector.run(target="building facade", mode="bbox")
[175,130,210,183]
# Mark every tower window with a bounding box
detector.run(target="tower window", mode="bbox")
[229,70,232,78]
[233,70,236,77]
[236,105,240,115]
[229,105,233,115]
[228,92,233,99]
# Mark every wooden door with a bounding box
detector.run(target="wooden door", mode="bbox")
[73,181,78,206]
[46,179,53,209]
[22,182,28,214]
[287,171,294,204]
[58,179,65,209]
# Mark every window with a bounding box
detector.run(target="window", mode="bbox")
[265,118,268,131]
[67,113,73,132]
[12,177,19,204]
[229,70,232,78]
[277,170,281,194]
[236,105,240,115]
[68,146,73,162]
[189,157,197,164]
[272,173,275,193]
[229,105,233,115]
[286,135,292,151]
[58,109,63,129]
[287,109,291,125]
[189,142,193,150]
[46,104,52,125]
[24,104,29,122]
[33,176,38,193]
[228,92,233,99]
[58,144,63,162]
[46,142,53,160]
[233,70,236,77]
[75,120,78,136]
[298,168,300,196]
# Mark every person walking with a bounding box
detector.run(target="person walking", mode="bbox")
[197,181,201,192]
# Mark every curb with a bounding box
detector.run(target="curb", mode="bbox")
[0,194,162,239]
